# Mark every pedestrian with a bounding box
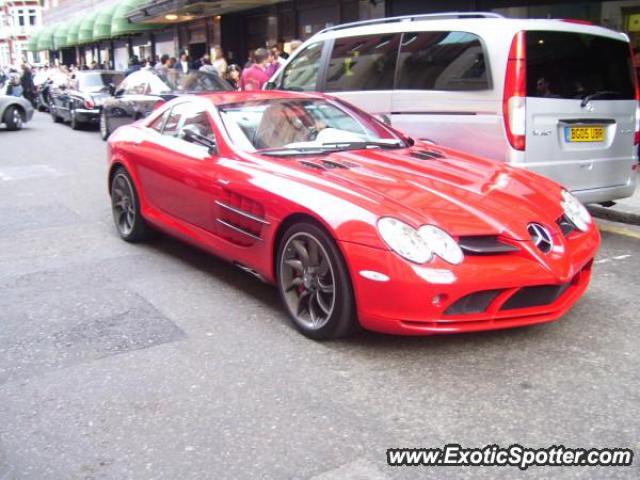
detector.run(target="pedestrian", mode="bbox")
[212,46,227,77]
[266,45,285,78]
[199,57,217,75]
[125,55,141,77]
[20,64,35,105]
[240,48,270,91]
[225,64,241,90]
[155,54,170,73]
[176,52,190,74]
[289,39,303,56]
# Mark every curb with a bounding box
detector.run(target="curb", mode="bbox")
[588,205,640,226]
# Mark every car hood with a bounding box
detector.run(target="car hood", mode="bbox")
[270,145,566,241]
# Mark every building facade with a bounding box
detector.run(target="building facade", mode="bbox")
[31,0,640,69]
[0,0,44,66]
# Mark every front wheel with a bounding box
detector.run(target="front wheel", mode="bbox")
[100,110,111,140]
[51,106,62,123]
[3,106,23,131]
[110,168,153,242]
[70,108,81,130]
[277,222,358,340]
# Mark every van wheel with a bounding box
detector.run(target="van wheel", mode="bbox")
[3,106,23,130]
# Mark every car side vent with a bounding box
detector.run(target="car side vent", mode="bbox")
[299,160,326,170]
[320,159,350,169]
[458,236,519,254]
[410,149,445,160]
[557,215,575,236]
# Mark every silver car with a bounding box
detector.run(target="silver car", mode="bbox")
[268,13,638,204]
[0,89,34,131]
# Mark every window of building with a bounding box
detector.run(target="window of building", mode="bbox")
[396,31,489,91]
[281,41,324,91]
[325,34,400,92]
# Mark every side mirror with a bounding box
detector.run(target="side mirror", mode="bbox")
[180,125,217,154]
[108,83,116,96]
[114,87,125,97]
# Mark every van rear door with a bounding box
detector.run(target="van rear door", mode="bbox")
[522,30,637,194]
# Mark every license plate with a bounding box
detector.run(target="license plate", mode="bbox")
[565,126,605,143]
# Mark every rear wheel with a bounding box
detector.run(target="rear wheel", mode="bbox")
[100,110,111,140]
[110,168,153,242]
[51,106,62,123]
[70,108,81,130]
[277,222,358,340]
[3,106,23,131]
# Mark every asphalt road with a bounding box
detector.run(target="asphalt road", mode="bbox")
[1,113,639,480]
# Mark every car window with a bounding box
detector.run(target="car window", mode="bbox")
[281,42,324,91]
[526,31,634,100]
[396,31,489,91]
[162,105,183,137]
[178,104,215,142]
[325,34,400,92]
[148,109,169,132]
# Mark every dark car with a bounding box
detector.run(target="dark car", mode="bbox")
[99,69,231,140]
[50,70,124,130]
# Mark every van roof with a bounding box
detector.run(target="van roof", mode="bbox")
[313,12,628,43]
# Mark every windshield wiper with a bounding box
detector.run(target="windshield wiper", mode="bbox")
[580,90,621,107]
[258,140,405,156]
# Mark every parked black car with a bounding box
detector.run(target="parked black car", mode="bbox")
[50,70,124,130]
[99,69,231,140]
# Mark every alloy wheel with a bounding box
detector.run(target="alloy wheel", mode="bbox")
[12,109,21,129]
[111,173,136,236]
[280,232,336,330]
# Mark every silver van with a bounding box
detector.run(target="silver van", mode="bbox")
[267,12,639,204]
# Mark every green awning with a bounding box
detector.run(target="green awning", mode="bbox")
[53,24,69,49]
[94,5,117,41]
[78,12,99,44]
[26,31,41,52]
[37,27,55,51]
[111,0,161,36]
[66,19,82,46]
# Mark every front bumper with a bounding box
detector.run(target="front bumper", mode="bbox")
[339,227,599,335]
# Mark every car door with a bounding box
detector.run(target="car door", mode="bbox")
[135,102,219,231]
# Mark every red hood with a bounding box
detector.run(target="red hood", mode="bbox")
[267,144,565,241]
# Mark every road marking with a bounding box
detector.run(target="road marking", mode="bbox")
[595,254,632,265]
[598,223,640,240]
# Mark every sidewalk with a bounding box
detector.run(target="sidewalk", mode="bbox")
[588,184,640,225]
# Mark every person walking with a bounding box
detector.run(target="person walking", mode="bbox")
[20,64,35,106]
[212,46,227,77]
[176,53,191,74]
[240,48,270,91]
[225,64,241,90]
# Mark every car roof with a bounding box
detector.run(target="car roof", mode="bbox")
[197,90,326,106]
[311,15,628,43]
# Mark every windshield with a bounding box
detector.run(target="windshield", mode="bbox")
[155,70,231,93]
[526,31,635,100]
[218,98,405,153]
[79,72,124,92]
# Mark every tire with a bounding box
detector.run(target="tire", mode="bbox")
[3,106,23,131]
[110,168,153,243]
[70,108,81,130]
[100,110,111,140]
[276,222,358,340]
[51,106,62,123]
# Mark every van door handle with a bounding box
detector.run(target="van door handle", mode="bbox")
[579,161,594,170]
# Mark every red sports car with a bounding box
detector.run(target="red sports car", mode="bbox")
[107,91,600,339]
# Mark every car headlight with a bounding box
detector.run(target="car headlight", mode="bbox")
[418,225,464,265]
[561,190,591,232]
[377,218,464,265]
[377,217,432,264]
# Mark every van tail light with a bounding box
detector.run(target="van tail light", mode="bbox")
[503,31,527,151]
[84,98,95,109]
[630,44,640,145]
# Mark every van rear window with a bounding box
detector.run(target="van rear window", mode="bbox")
[526,31,635,100]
